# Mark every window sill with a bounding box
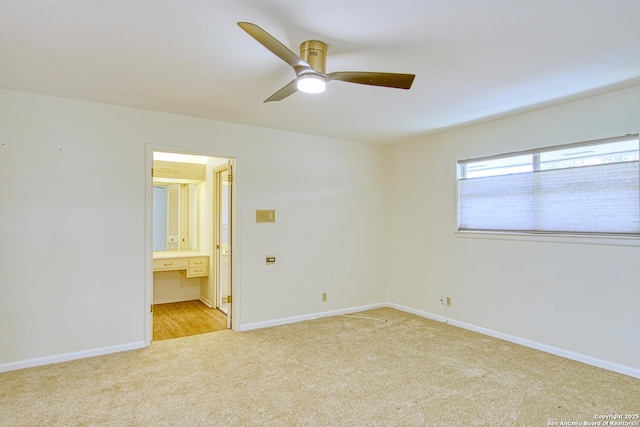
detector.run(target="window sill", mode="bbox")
[454,230,640,247]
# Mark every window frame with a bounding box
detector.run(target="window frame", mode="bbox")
[455,134,640,245]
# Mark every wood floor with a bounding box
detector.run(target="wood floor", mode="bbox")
[153,300,227,341]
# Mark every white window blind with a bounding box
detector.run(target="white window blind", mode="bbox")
[458,135,640,236]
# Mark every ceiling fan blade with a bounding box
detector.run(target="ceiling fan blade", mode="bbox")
[264,79,298,102]
[238,22,313,75]
[326,71,415,90]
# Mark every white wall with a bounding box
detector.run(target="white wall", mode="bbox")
[152,271,202,304]
[3,85,637,375]
[0,89,387,368]
[387,85,640,373]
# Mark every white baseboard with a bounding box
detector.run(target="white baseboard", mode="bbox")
[4,303,638,380]
[386,302,447,323]
[388,302,640,380]
[0,341,147,373]
[153,296,198,305]
[199,297,214,308]
[238,303,387,332]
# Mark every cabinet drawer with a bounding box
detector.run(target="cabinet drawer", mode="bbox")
[153,258,189,271]
[187,265,209,277]
[188,257,208,268]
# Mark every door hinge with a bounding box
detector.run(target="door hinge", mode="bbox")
[150,304,154,313]
[151,168,155,177]
[223,295,232,304]
[228,174,233,183]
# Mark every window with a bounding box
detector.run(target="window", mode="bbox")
[457,135,640,236]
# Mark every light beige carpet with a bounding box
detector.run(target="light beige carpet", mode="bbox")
[0,308,638,426]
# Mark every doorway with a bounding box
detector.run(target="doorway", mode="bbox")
[146,148,235,343]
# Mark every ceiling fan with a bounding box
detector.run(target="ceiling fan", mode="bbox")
[237,22,416,102]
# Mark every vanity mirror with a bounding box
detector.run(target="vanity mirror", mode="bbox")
[153,182,199,251]
[152,158,206,253]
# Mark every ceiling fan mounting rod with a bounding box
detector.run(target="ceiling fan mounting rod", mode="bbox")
[299,40,327,74]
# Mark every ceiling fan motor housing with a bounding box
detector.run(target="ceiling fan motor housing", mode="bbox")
[300,40,327,74]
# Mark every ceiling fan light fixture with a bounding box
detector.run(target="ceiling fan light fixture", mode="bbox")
[237,22,415,102]
[297,74,326,94]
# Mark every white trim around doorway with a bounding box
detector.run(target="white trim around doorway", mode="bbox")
[145,143,240,346]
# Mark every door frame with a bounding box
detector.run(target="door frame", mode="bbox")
[144,144,239,345]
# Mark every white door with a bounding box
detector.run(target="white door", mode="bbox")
[214,162,233,328]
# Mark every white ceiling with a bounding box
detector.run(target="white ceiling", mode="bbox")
[1,0,639,144]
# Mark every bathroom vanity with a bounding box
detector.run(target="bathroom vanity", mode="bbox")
[152,251,211,305]
[152,251,210,278]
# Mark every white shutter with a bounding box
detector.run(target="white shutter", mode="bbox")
[166,183,181,250]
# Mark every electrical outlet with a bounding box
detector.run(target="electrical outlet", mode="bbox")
[446,297,452,307]
[322,292,327,302]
